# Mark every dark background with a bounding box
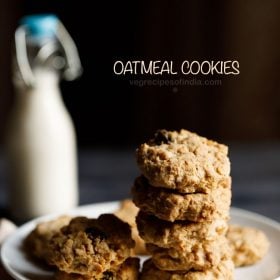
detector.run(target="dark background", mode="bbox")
[0,1,279,223]
[1,1,280,147]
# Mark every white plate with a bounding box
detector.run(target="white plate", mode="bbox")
[1,202,280,280]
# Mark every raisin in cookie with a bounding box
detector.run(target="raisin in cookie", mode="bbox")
[136,211,228,250]
[25,215,72,260]
[132,176,231,222]
[136,129,230,193]
[140,258,234,280]
[54,257,140,280]
[227,224,270,267]
[114,199,146,255]
[146,236,231,271]
[48,215,135,277]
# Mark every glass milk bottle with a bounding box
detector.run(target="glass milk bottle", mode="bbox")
[6,14,82,221]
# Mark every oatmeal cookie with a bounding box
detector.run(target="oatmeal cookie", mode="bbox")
[132,176,231,222]
[136,211,228,250]
[114,199,146,255]
[140,258,234,280]
[54,257,140,280]
[146,236,231,271]
[136,129,230,193]
[227,224,270,267]
[48,214,135,277]
[25,215,72,260]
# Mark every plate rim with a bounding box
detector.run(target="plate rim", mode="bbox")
[1,201,121,280]
[230,207,280,231]
[1,202,280,280]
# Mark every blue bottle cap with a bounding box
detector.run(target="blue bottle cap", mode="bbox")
[20,14,59,39]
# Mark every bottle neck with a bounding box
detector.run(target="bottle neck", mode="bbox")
[32,67,59,88]
[13,68,64,111]
[14,66,59,90]
[11,67,66,116]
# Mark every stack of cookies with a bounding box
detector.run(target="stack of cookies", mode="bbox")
[132,129,234,279]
